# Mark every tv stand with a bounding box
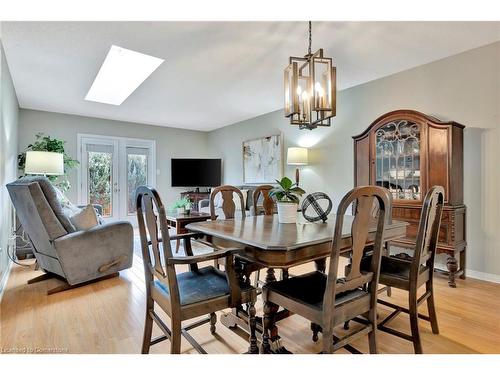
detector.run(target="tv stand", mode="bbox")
[180,190,210,212]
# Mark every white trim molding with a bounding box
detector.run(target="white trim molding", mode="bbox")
[0,257,12,303]
[466,269,500,284]
[77,133,156,224]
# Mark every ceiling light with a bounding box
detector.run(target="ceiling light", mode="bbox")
[85,45,164,105]
[284,22,337,130]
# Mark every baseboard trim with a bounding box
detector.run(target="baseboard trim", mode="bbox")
[434,262,500,284]
[0,259,13,303]
[466,270,500,284]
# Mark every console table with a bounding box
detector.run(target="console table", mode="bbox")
[165,211,212,253]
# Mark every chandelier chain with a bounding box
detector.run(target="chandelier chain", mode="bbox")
[308,21,312,56]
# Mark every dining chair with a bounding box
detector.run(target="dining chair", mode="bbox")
[136,186,258,354]
[209,185,266,286]
[261,186,391,354]
[209,185,246,220]
[252,184,275,216]
[251,185,279,284]
[360,185,444,354]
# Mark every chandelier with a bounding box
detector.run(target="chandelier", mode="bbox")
[284,21,337,130]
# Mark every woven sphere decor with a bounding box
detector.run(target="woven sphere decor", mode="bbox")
[301,192,333,222]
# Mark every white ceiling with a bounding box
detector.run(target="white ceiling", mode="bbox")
[2,21,500,131]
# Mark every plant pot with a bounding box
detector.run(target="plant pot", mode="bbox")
[176,207,185,215]
[277,202,298,224]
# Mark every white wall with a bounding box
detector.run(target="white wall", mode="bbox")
[0,33,19,295]
[208,41,500,279]
[18,109,211,208]
[13,41,500,280]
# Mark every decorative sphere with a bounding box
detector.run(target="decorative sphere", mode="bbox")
[301,192,333,222]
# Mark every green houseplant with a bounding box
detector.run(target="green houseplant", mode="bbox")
[18,133,79,191]
[172,196,192,215]
[269,176,305,223]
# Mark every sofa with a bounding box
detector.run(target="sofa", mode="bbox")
[7,176,134,291]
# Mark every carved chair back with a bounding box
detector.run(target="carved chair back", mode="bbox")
[410,186,445,280]
[252,185,275,216]
[136,186,182,310]
[352,190,393,224]
[210,185,246,220]
[323,186,391,322]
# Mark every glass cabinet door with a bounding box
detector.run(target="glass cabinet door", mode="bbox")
[375,120,421,201]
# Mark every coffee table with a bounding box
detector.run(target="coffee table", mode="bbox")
[165,211,212,253]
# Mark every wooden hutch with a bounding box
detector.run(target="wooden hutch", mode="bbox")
[353,110,466,287]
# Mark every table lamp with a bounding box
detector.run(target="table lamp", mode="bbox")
[25,151,64,176]
[287,147,308,186]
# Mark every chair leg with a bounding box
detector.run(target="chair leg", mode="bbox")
[368,309,378,354]
[386,286,392,297]
[322,327,334,354]
[426,281,439,334]
[253,270,260,286]
[311,322,321,342]
[209,312,217,335]
[141,307,154,354]
[261,301,273,353]
[247,301,259,354]
[409,289,423,354]
[170,319,182,354]
[281,269,289,280]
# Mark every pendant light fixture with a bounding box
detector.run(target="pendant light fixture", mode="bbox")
[284,21,337,130]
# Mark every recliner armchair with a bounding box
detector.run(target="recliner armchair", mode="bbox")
[7,176,134,294]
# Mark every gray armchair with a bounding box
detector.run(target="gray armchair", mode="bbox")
[7,176,133,294]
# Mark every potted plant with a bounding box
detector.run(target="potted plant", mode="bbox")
[172,197,191,215]
[18,132,79,191]
[269,177,305,223]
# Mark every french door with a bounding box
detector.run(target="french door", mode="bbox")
[77,134,156,224]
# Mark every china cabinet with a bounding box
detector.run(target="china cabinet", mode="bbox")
[353,110,466,287]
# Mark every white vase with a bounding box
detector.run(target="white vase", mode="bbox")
[177,207,185,215]
[277,202,298,224]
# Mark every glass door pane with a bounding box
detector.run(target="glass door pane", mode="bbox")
[375,120,421,201]
[86,144,115,217]
[126,147,149,215]
[79,134,155,224]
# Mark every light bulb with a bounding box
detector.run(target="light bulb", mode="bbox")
[315,82,324,96]
[296,86,302,96]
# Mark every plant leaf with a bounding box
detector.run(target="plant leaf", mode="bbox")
[281,176,293,190]
[290,187,306,195]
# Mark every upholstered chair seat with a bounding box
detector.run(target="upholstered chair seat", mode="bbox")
[264,271,369,311]
[361,256,430,289]
[153,265,254,306]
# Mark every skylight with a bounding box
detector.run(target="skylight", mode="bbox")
[85,45,164,105]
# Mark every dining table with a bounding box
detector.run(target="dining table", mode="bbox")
[186,213,408,353]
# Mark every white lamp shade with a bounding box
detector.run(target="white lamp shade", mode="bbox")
[287,147,308,165]
[25,151,64,175]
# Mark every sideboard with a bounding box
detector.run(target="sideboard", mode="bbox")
[353,109,466,287]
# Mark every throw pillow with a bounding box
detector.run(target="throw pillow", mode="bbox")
[70,204,99,231]
[54,186,81,218]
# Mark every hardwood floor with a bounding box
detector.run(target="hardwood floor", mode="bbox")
[1,253,499,354]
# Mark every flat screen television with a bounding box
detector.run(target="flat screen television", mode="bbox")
[171,158,222,187]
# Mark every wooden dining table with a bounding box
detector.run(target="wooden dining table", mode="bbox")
[187,214,408,353]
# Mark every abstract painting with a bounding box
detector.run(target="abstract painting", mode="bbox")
[243,134,283,183]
